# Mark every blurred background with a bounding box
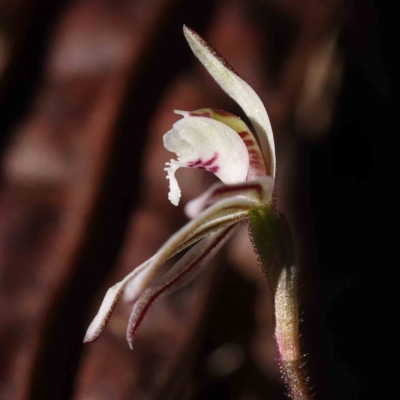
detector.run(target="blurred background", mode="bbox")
[0,0,392,399]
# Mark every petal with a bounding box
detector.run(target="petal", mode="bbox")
[185,176,273,219]
[84,196,256,343]
[123,196,257,303]
[83,257,154,343]
[126,225,236,348]
[164,114,249,205]
[183,26,276,180]
[184,108,267,180]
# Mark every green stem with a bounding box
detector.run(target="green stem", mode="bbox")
[249,206,310,400]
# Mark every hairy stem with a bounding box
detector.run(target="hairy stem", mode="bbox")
[249,206,311,400]
[275,265,310,399]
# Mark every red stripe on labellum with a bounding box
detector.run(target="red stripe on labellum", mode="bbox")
[243,139,255,146]
[187,158,202,167]
[238,131,248,139]
[187,152,219,173]
[203,153,218,166]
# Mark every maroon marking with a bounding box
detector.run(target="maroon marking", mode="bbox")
[238,131,248,139]
[211,182,264,200]
[214,109,235,117]
[243,139,255,146]
[186,152,219,173]
[127,225,236,340]
[187,158,202,167]
[203,153,218,166]
[189,111,212,118]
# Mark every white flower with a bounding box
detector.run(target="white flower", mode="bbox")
[84,26,276,348]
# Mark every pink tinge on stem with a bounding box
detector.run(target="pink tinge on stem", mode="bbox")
[274,266,311,400]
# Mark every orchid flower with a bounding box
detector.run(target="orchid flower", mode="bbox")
[84,26,310,400]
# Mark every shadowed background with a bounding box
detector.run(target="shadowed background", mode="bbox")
[0,0,392,399]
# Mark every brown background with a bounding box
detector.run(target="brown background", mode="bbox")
[0,0,392,399]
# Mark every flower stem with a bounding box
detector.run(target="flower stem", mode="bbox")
[249,206,311,400]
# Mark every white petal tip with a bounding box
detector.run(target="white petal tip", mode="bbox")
[173,110,190,117]
[184,203,197,219]
[184,195,205,219]
[183,26,199,43]
[167,175,181,206]
[83,336,91,344]
[165,161,181,206]
[83,327,98,343]
[169,195,180,206]
[82,284,125,344]
[123,271,150,303]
